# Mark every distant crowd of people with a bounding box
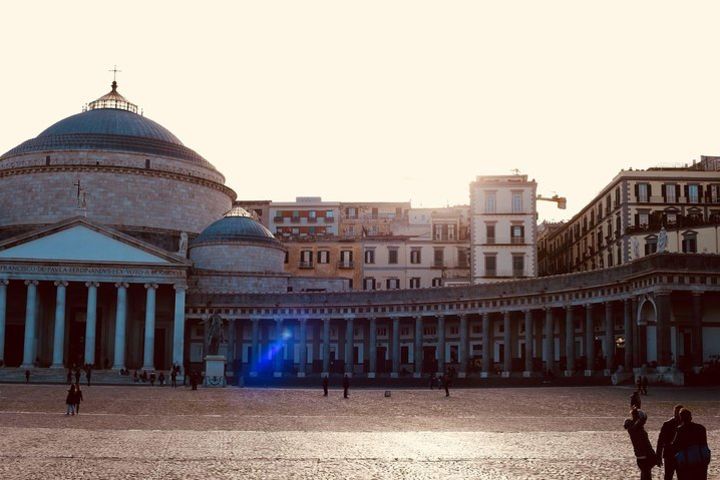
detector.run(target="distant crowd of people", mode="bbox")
[625,379,711,480]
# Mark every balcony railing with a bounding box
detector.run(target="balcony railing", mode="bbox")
[338,261,354,269]
[511,237,524,244]
[299,261,314,269]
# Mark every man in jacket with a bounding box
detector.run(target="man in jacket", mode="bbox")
[671,408,710,480]
[624,407,656,480]
[656,404,683,479]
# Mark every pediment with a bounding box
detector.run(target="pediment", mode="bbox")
[0,219,185,265]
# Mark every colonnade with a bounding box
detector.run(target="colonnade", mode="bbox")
[0,279,186,371]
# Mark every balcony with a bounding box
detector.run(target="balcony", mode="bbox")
[307,217,317,223]
[511,237,524,245]
[290,217,301,223]
[273,216,284,223]
[299,261,314,269]
[337,261,354,269]
[323,216,335,223]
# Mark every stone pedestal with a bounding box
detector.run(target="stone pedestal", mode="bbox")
[367,372,376,379]
[584,370,593,377]
[457,372,467,378]
[603,369,612,376]
[203,355,226,387]
[480,372,489,378]
[501,371,511,378]
[297,372,305,378]
[563,370,574,377]
[413,372,421,378]
[522,371,533,378]
[390,372,399,378]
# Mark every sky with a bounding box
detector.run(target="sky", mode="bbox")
[1,1,720,223]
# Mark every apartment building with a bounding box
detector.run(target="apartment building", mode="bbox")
[537,156,720,276]
[470,174,538,283]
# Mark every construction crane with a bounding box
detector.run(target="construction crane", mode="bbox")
[537,193,567,209]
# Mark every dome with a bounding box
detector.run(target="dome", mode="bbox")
[192,208,282,247]
[0,82,211,166]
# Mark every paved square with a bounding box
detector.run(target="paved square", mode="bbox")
[0,384,718,479]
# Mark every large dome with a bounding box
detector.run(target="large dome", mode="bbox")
[1,82,209,166]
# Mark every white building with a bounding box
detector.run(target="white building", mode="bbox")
[470,174,538,283]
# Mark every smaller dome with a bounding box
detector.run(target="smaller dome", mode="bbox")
[192,211,281,247]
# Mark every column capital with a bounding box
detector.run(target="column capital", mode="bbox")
[173,282,188,291]
[85,281,100,288]
[54,280,69,287]
[114,282,129,288]
[414,314,423,321]
[435,313,445,320]
[24,280,39,286]
[0,279,9,286]
[144,283,159,290]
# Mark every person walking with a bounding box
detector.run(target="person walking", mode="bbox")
[671,408,711,480]
[442,373,450,397]
[631,390,642,410]
[24,369,30,383]
[656,404,683,480]
[190,371,198,390]
[65,384,76,416]
[74,384,83,415]
[636,375,642,393]
[342,374,350,399]
[86,368,92,387]
[67,369,72,385]
[624,407,656,480]
[74,368,81,385]
[322,375,329,397]
[171,369,177,388]
[641,376,649,395]
[429,373,436,390]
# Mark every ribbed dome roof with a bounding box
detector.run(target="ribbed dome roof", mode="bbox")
[192,209,282,247]
[0,83,213,168]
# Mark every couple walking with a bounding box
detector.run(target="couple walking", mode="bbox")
[65,384,83,416]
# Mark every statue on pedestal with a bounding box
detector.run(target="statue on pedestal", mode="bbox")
[177,232,188,258]
[204,312,225,356]
[658,227,668,253]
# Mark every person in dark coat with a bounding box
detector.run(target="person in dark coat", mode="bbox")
[442,374,450,397]
[322,375,329,397]
[24,370,30,383]
[670,408,710,480]
[429,373,437,390]
[624,407,656,480]
[656,404,683,480]
[190,371,198,390]
[67,369,72,384]
[74,369,81,385]
[631,391,642,410]
[74,384,83,415]
[86,368,92,387]
[641,376,649,395]
[65,384,76,416]
[342,374,350,399]
[636,376,642,393]
[171,370,177,388]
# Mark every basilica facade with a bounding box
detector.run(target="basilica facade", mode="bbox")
[0,83,718,383]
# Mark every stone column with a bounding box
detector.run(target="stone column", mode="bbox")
[172,284,186,370]
[604,302,615,375]
[584,304,594,376]
[297,318,307,377]
[391,316,400,378]
[691,292,703,370]
[0,280,7,365]
[564,305,575,376]
[458,314,468,378]
[274,318,283,377]
[368,317,377,378]
[655,291,672,369]
[142,283,158,371]
[413,315,423,378]
[543,308,554,372]
[51,281,68,368]
[322,317,331,376]
[437,315,446,375]
[250,318,260,376]
[82,282,99,367]
[623,299,633,371]
[523,310,533,376]
[481,312,491,377]
[21,280,39,368]
[502,311,512,377]
[345,317,354,376]
[112,282,129,370]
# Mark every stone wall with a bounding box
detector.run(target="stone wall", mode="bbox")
[190,244,285,273]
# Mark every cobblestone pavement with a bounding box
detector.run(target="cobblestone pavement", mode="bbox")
[0,384,718,479]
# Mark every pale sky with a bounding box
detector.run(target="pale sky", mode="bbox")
[2,1,720,222]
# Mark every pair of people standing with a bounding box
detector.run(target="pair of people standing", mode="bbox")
[64,384,83,416]
[626,403,711,480]
[321,375,350,398]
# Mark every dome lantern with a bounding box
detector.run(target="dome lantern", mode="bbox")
[87,81,139,114]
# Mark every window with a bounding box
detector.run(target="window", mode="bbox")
[511,225,524,244]
[710,184,720,203]
[376,327,387,337]
[486,224,495,244]
[637,183,650,202]
[512,255,524,277]
[485,255,497,277]
[682,232,697,253]
[388,248,398,264]
[410,248,421,264]
[363,277,376,291]
[485,191,496,213]
[317,250,330,264]
[423,326,437,336]
[607,251,613,267]
[386,278,400,290]
[325,210,335,222]
[666,212,677,226]
[664,184,677,203]
[371,207,378,219]
[431,277,442,287]
[448,224,456,241]
[409,277,421,289]
[638,212,649,228]
[300,250,313,268]
[284,251,289,264]
[309,210,317,220]
[339,250,353,267]
[512,191,523,213]
[688,184,700,204]
[458,248,468,267]
[401,327,410,336]
[644,236,657,255]
[434,224,443,240]
[364,249,375,264]
[346,207,357,219]
[615,188,621,207]
[433,248,444,267]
